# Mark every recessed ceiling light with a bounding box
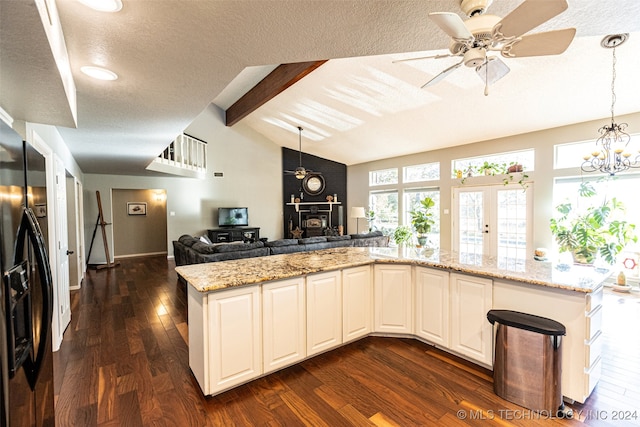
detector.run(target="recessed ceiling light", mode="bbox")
[77,0,123,12]
[81,65,118,81]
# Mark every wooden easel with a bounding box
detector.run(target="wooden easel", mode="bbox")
[86,190,119,270]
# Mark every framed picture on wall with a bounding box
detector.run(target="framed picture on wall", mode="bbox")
[127,202,147,216]
[34,204,47,218]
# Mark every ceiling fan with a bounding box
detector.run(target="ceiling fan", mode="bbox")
[284,126,322,179]
[397,0,576,95]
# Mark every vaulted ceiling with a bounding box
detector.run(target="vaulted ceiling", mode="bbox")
[1,1,639,175]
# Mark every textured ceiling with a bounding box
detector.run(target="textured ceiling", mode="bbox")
[1,1,640,175]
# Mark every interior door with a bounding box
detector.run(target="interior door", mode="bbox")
[54,157,71,347]
[453,184,533,270]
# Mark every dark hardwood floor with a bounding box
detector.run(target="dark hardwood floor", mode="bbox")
[53,256,640,426]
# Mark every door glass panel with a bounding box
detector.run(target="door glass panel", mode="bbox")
[497,189,528,271]
[458,191,484,265]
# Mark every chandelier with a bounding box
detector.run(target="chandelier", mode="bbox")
[581,34,636,176]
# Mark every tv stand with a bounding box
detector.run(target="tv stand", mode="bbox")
[208,227,260,243]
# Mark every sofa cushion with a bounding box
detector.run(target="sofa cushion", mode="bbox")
[265,239,299,247]
[191,241,217,254]
[299,236,327,244]
[178,235,200,247]
[350,231,383,239]
[215,241,265,253]
[327,235,351,241]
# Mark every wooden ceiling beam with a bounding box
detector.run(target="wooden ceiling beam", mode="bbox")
[225,60,327,127]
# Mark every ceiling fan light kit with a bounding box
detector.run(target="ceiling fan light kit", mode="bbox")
[581,34,636,176]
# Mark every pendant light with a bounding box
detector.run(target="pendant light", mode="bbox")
[581,34,637,176]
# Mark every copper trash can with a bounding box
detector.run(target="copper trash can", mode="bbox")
[487,310,566,414]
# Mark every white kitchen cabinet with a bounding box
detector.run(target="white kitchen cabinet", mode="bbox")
[450,273,493,366]
[193,285,262,395]
[493,280,604,403]
[342,265,372,342]
[415,267,450,347]
[262,278,306,373]
[306,270,342,356]
[374,264,413,334]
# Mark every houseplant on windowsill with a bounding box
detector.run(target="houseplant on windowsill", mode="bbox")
[477,161,505,176]
[392,225,412,247]
[410,197,436,247]
[550,182,637,265]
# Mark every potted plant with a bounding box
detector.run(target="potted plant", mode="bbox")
[365,209,376,231]
[410,197,436,247]
[392,225,412,247]
[550,182,637,265]
[477,161,504,176]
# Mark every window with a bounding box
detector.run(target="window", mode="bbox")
[452,149,535,177]
[404,188,440,248]
[369,168,398,186]
[554,140,595,169]
[368,191,398,235]
[553,176,640,267]
[554,135,640,170]
[403,162,440,183]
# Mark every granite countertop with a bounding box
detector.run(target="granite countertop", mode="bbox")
[175,246,611,294]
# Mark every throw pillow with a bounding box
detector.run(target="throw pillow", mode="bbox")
[199,235,213,245]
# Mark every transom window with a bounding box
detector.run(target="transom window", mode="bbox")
[369,168,398,186]
[452,149,535,177]
[555,135,640,170]
[403,162,440,183]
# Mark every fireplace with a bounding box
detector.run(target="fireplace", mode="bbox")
[303,214,327,237]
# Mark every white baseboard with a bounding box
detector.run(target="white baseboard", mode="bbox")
[114,251,168,260]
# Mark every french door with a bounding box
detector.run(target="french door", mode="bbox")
[452,184,533,270]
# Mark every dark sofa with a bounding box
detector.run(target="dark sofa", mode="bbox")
[173,231,389,266]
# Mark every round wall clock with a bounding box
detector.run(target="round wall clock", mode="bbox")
[302,174,325,196]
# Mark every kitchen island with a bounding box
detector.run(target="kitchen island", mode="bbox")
[176,247,609,403]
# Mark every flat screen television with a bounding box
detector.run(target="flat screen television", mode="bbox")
[218,207,249,227]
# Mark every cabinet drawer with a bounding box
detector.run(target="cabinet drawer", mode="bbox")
[585,330,603,369]
[585,289,603,313]
[585,304,603,340]
[584,356,602,399]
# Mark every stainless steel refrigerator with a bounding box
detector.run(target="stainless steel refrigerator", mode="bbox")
[1,119,55,426]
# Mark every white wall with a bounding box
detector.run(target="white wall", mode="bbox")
[82,104,284,263]
[347,112,640,252]
[26,122,84,181]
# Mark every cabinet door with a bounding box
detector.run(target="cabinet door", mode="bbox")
[374,265,413,334]
[415,267,450,347]
[450,273,493,366]
[208,286,262,394]
[342,266,372,342]
[263,278,306,373]
[306,271,342,356]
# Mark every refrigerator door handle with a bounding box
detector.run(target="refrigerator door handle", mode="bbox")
[13,207,53,391]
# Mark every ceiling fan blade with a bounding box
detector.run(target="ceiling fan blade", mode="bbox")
[392,53,455,63]
[421,60,463,88]
[503,28,576,57]
[495,0,568,38]
[429,12,474,41]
